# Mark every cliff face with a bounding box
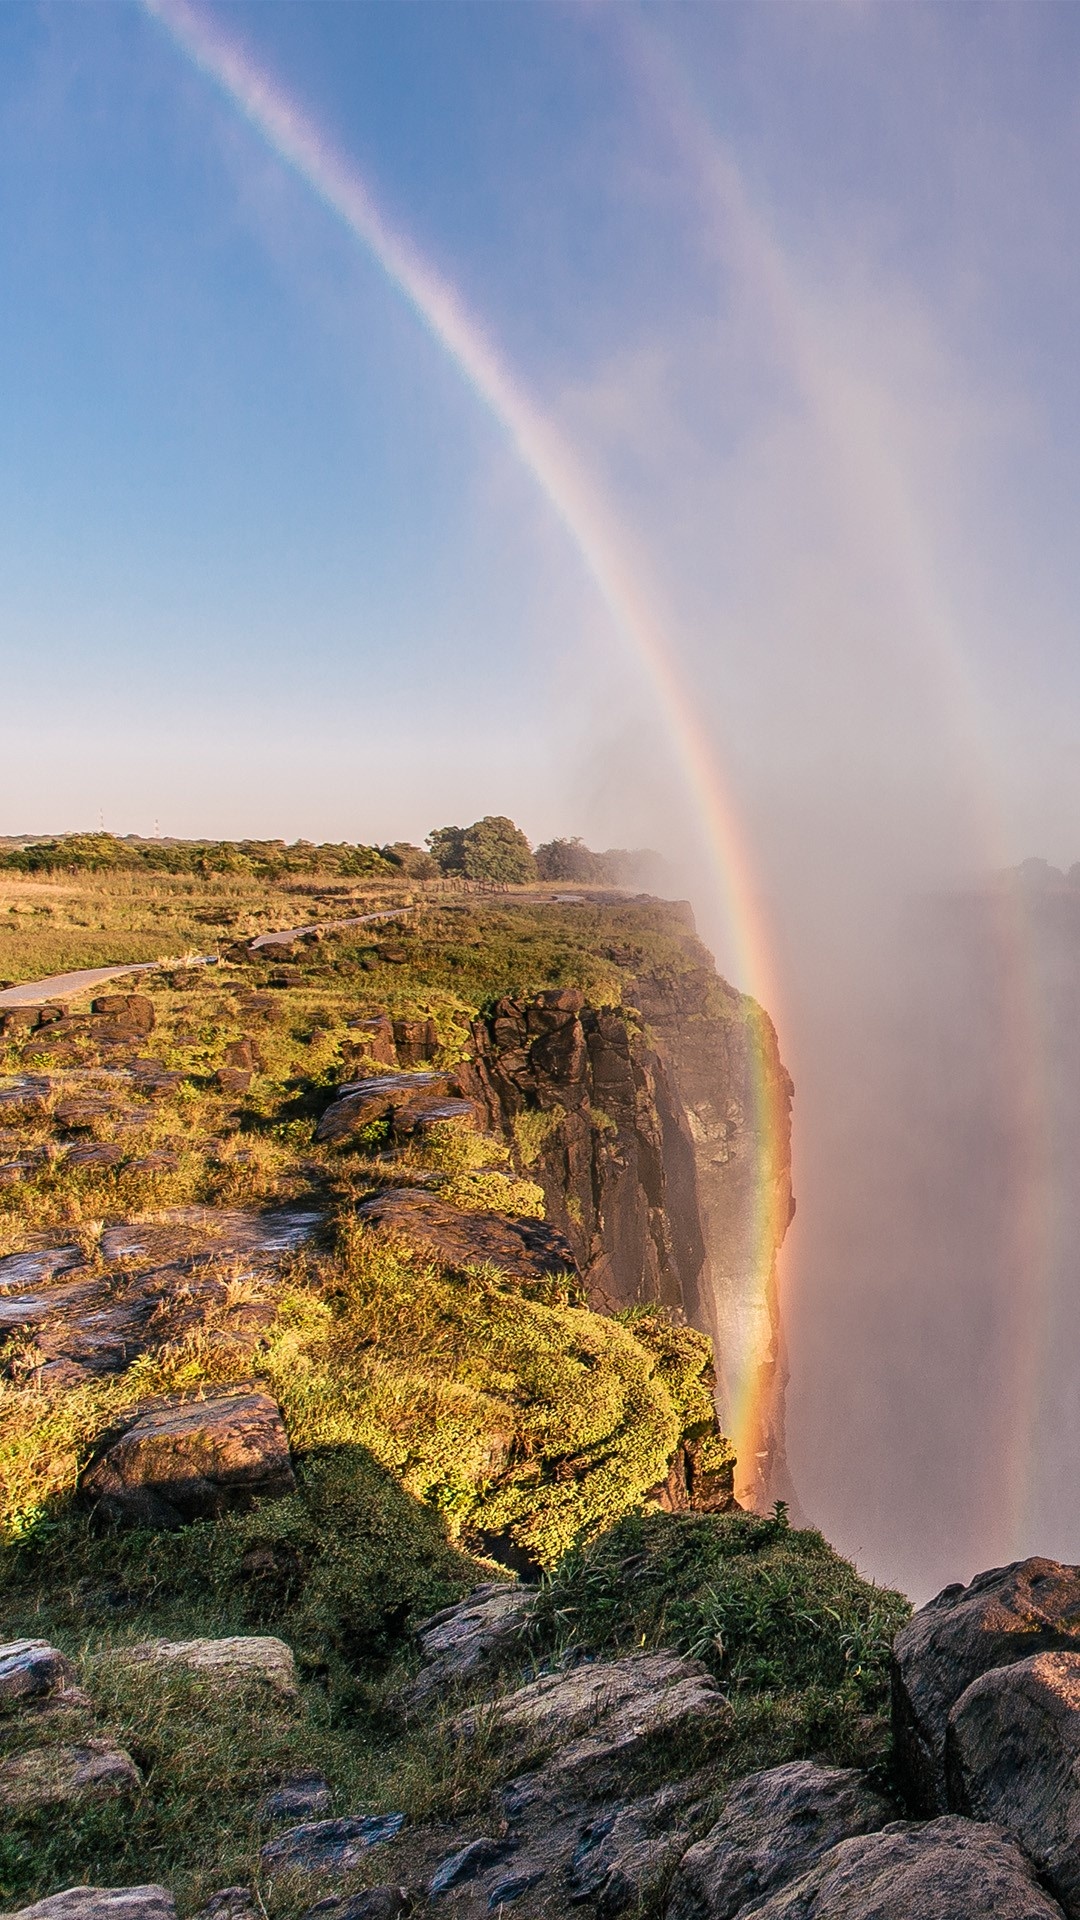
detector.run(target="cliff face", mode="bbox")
[456,934,795,1508]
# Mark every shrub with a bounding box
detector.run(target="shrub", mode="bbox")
[531,1509,910,1710]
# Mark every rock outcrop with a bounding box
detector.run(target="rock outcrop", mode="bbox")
[405,1583,532,1705]
[947,1649,1080,1916]
[447,969,792,1505]
[82,1390,296,1527]
[0,1894,177,1920]
[892,1557,1080,1812]
[110,1635,299,1700]
[356,1189,577,1284]
[728,1816,1066,1918]
[0,1640,78,1707]
[455,1650,729,1789]
[664,1761,894,1920]
[0,1741,141,1811]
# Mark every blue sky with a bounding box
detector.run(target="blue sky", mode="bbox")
[4,0,1080,896]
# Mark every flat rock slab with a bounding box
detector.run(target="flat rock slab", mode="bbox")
[664,1761,894,1920]
[258,1771,332,1823]
[0,1894,177,1920]
[0,1077,50,1119]
[357,1189,578,1282]
[0,1641,78,1707]
[458,1651,727,1786]
[99,1205,321,1266]
[0,1276,102,1333]
[0,1247,84,1293]
[0,1741,141,1811]
[84,1391,296,1526]
[892,1556,1080,1812]
[297,1893,410,1920]
[111,1634,299,1699]
[731,1815,1066,1919]
[407,1583,531,1705]
[260,1812,405,1874]
[948,1648,1080,1917]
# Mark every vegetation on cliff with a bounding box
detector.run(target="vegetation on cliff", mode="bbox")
[0,868,908,1912]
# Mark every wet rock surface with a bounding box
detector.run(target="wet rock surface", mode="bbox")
[356,1189,578,1282]
[892,1556,1080,1812]
[82,1389,296,1526]
[316,1073,452,1144]
[0,1207,321,1387]
[664,1761,894,1920]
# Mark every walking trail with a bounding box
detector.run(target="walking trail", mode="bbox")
[0,907,414,1009]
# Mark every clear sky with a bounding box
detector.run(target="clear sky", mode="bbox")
[6,0,1080,899]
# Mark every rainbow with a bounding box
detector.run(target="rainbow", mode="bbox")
[139,0,792,1492]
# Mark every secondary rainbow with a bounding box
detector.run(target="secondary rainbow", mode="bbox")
[140,0,790,1481]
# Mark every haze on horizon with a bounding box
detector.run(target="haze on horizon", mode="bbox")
[6,0,1080,1600]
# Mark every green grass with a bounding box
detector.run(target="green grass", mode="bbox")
[528,1508,911,1780]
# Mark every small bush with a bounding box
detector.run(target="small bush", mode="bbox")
[531,1509,910,1710]
[512,1106,564,1166]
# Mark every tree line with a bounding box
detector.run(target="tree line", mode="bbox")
[0,818,662,889]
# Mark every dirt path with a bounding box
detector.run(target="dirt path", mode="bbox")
[0,906,414,1008]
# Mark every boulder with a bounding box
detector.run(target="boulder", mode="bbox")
[65,1142,124,1170]
[892,1556,1080,1811]
[344,1014,397,1066]
[947,1648,1080,1916]
[430,1837,510,1894]
[298,1894,411,1920]
[457,1651,728,1786]
[316,1073,449,1144]
[91,995,155,1032]
[392,1017,439,1067]
[0,1894,177,1920]
[0,1640,78,1707]
[191,1895,259,1920]
[258,1771,332,1823]
[223,1039,264,1073]
[664,1761,894,1920]
[0,1741,141,1811]
[406,1583,531,1705]
[260,1812,405,1875]
[112,1635,299,1700]
[723,1815,1066,1918]
[82,1390,296,1526]
[356,1190,578,1282]
[215,1067,252,1096]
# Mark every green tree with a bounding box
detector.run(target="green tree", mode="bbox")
[535,836,602,882]
[461,815,537,884]
[426,825,467,874]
